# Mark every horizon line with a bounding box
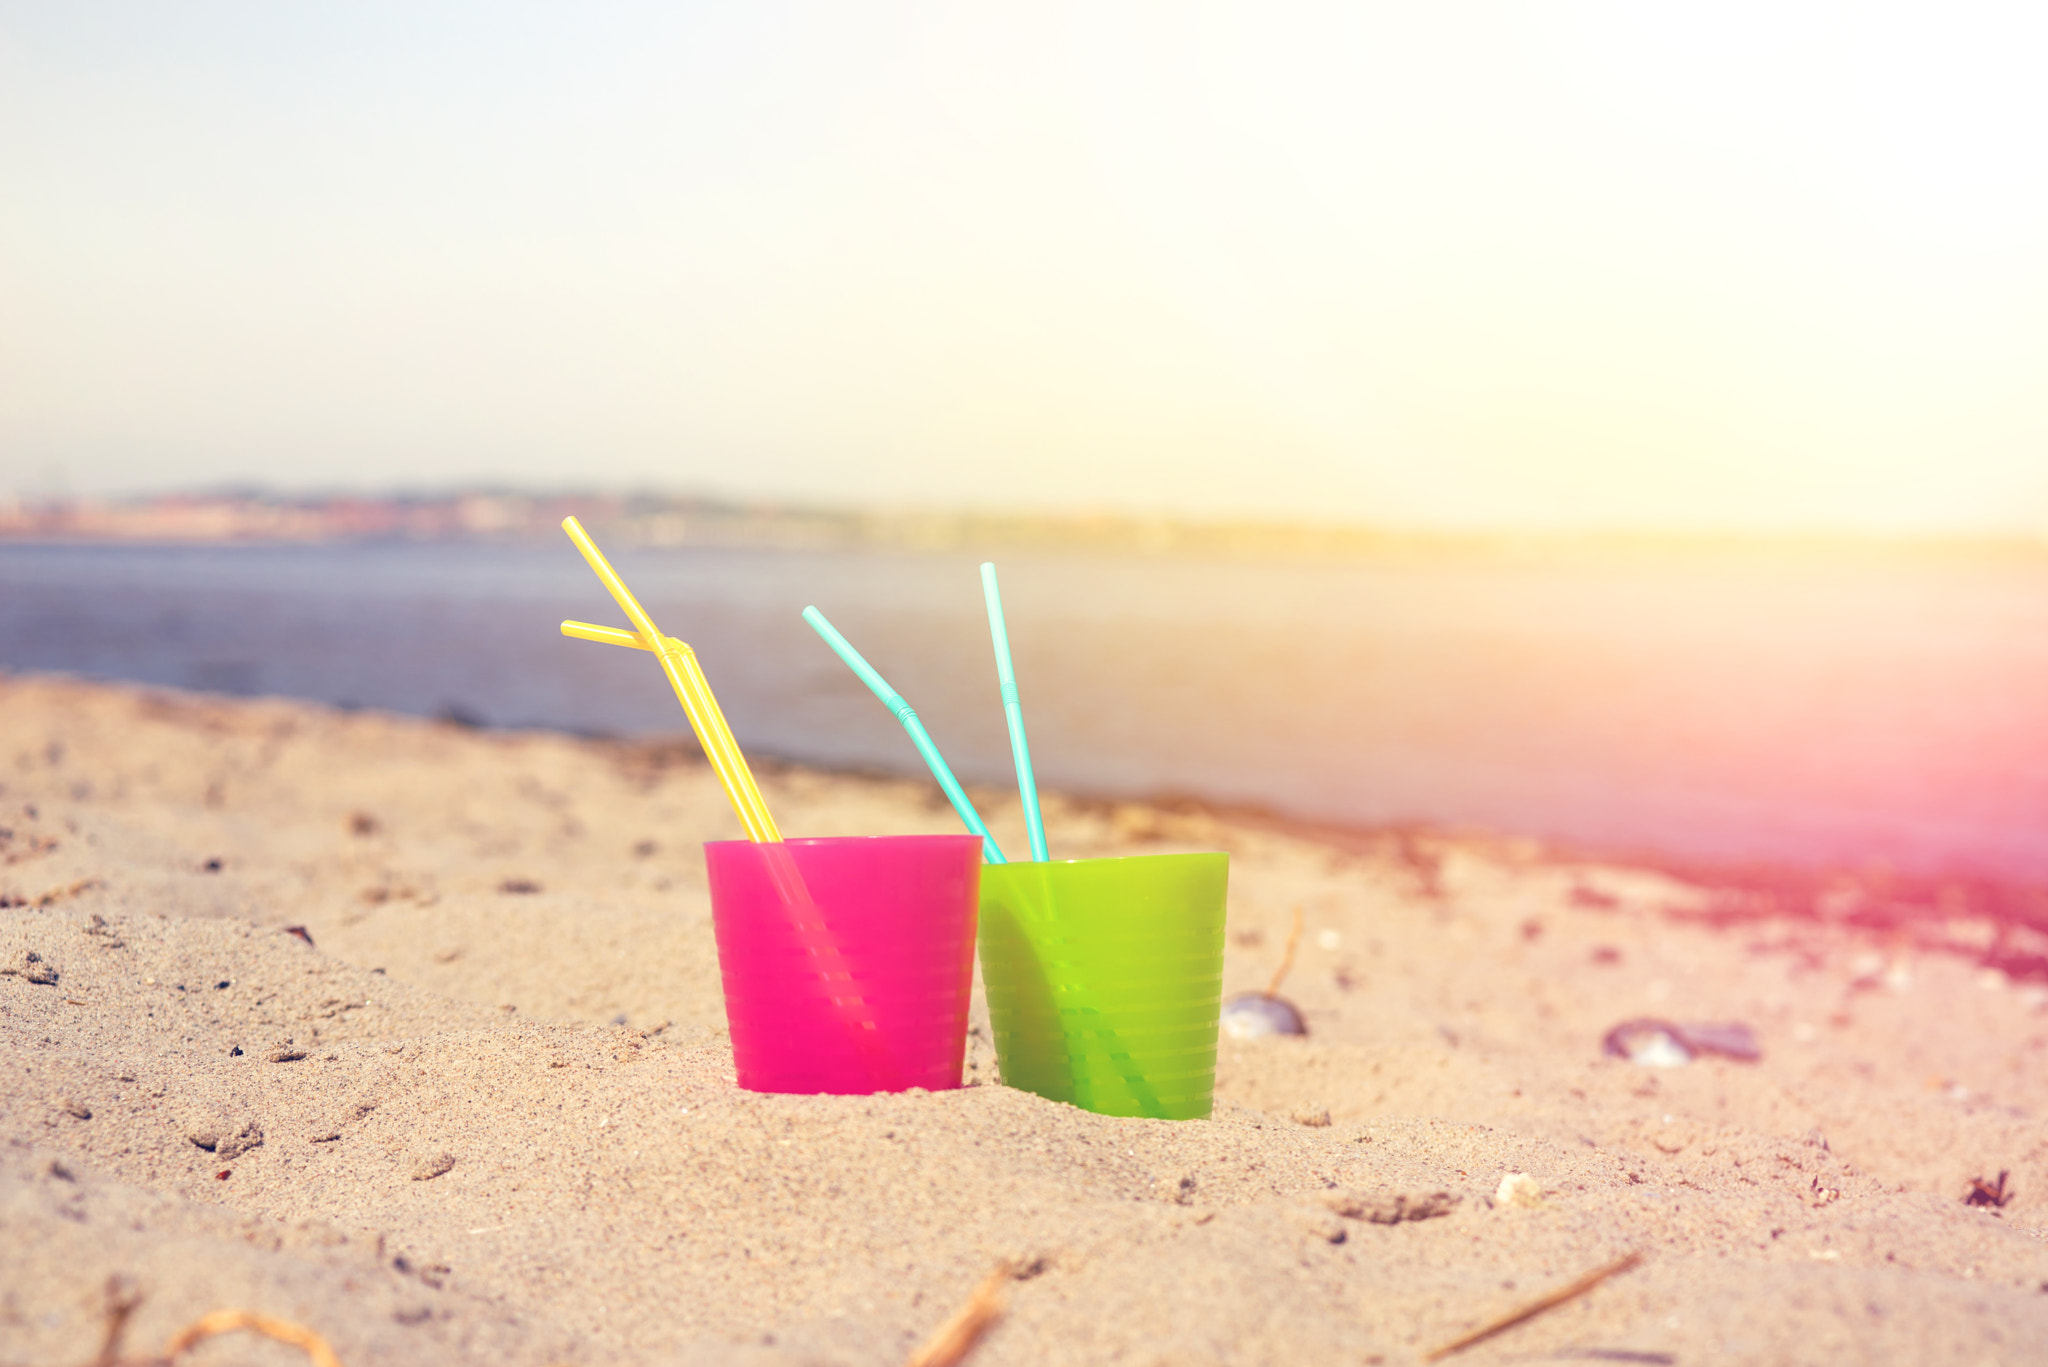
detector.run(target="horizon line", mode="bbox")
[4,484,2047,559]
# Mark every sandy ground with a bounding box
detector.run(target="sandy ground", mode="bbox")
[1,672,2045,1367]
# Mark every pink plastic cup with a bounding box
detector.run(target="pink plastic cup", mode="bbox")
[704,834,982,1094]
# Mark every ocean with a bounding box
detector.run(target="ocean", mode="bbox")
[3,540,2045,883]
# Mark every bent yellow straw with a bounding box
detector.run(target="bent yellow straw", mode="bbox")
[561,617,775,836]
[562,620,676,652]
[556,525,898,1085]
[558,517,781,842]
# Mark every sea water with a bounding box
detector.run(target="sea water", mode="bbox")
[2,540,2044,882]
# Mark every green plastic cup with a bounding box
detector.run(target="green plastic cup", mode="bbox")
[977,852,1228,1119]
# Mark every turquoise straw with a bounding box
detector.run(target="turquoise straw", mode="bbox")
[980,563,1049,862]
[802,606,1007,864]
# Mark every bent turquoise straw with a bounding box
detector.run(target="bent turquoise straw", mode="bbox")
[802,606,1007,865]
[980,563,1049,862]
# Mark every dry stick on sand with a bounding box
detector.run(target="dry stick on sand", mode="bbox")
[157,1310,345,1367]
[90,1276,142,1366]
[84,1269,1004,1367]
[35,877,103,908]
[1422,1250,1645,1362]
[1267,906,1304,997]
[903,1263,1012,1367]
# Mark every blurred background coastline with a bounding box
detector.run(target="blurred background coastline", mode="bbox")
[6,490,2045,956]
[5,487,2046,563]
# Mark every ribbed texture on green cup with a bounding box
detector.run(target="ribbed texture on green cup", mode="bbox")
[977,852,1227,1119]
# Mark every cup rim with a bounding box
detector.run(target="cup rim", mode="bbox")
[703,832,985,852]
[979,849,1229,871]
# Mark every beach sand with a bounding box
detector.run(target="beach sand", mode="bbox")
[2,673,2044,1365]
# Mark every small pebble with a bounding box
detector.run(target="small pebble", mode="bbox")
[1495,1172,1545,1208]
[1607,1023,1693,1068]
[1675,1021,1762,1061]
[1291,1105,1332,1128]
[1602,1017,1762,1066]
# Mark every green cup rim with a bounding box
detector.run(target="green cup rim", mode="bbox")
[981,850,1228,872]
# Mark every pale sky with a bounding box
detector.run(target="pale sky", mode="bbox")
[2,2,2044,530]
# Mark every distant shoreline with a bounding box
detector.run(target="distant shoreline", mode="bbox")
[4,491,2044,566]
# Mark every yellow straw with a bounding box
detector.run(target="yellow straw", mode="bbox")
[561,618,775,836]
[559,517,781,842]
[563,620,667,652]
[556,530,898,1084]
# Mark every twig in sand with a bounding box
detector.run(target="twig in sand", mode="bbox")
[160,1310,344,1367]
[36,877,104,908]
[1266,906,1304,998]
[91,1276,142,1367]
[903,1264,1011,1367]
[1422,1250,1644,1363]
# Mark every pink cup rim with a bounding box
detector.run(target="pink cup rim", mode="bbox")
[704,833,984,850]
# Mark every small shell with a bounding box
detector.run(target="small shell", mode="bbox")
[1219,993,1307,1040]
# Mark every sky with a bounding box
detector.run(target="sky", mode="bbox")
[1,2,2045,531]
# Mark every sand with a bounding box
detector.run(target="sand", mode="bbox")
[1,671,2044,1366]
